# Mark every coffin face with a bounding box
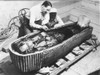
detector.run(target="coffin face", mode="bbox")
[9,23,93,72]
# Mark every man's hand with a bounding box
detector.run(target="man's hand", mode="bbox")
[42,25,49,31]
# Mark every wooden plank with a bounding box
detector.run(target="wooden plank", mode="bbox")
[50,44,100,75]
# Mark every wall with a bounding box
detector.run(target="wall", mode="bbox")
[81,0,100,14]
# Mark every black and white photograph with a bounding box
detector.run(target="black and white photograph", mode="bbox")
[0,0,100,75]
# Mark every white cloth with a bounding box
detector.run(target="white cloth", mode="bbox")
[77,15,90,27]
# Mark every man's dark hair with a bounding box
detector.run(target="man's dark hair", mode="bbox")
[42,0,52,7]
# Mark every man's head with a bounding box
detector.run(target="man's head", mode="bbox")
[78,15,91,27]
[41,0,52,13]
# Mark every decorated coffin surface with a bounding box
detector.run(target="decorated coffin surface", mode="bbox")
[9,23,93,72]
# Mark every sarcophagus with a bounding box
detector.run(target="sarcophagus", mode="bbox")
[9,23,93,72]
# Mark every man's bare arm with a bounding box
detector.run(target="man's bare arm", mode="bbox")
[54,15,64,28]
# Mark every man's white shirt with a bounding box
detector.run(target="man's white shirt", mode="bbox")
[30,4,49,28]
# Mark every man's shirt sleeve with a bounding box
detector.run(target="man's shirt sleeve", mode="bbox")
[30,9,36,27]
[30,8,43,29]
